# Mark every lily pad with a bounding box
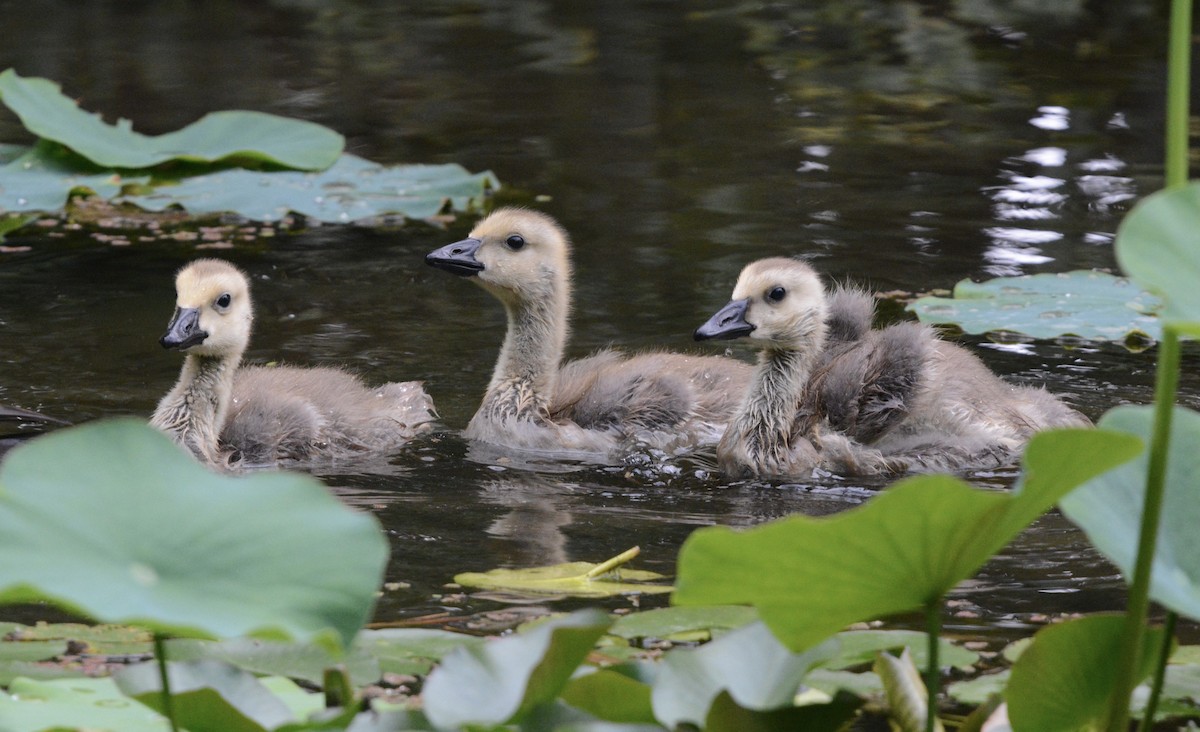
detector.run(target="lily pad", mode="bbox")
[947,670,1010,706]
[0,69,343,170]
[421,609,612,729]
[0,144,145,213]
[673,429,1142,652]
[355,627,486,677]
[1060,406,1200,621]
[121,153,495,224]
[1116,182,1200,332]
[561,666,657,724]
[1007,614,1165,732]
[824,630,977,672]
[0,419,387,649]
[454,547,671,598]
[0,676,169,732]
[165,636,381,688]
[650,620,838,729]
[907,270,1161,343]
[608,605,758,641]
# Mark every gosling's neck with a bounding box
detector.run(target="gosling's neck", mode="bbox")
[471,283,569,432]
[150,351,240,464]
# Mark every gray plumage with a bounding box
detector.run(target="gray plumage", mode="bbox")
[699,258,1090,479]
[426,208,752,458]
[150,259,435,468]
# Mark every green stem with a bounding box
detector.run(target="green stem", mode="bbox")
[585,546,640,578]
[1105,327,1181,732]
[153,633,179,732]
[1139,612,1178,732]
[1165,0,1192,189]
[925,601,940,732]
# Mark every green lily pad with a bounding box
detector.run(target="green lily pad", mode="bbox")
[650,620,838,729]
[1007,614,1165,732]
[0,419,387,649]
[121,153,495,224]
[454,547,671,598]
[561,666,657,724]
[355,628,486,677]
[0,69,343,170]
[824,630,977,672]
[1116,182,1200,332]
[421,609,612,729]
[0,676,169,732]
[907,270,1161,343]
[0,144,145,213]
[1060,406,1200,621]
[116,659,301,732]
[946,670,1010,706]
[165,636,380,688]
[673,429,1142,652]
[803,668,883,698]
[609,605,758,641]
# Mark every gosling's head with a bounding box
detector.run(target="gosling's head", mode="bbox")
[426,207,572,308]
[695,257,828,350]
[159,259,253,358]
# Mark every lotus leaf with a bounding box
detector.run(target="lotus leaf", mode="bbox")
[1007,614,1165,732]
[561,667,657,724]
[608,605,758,640]
[0,419,387,649]
[165,636,380,688]
[0,69,343,170]
[650,620,837,729]
[0,145,145,213]
[121,153,494,223]
[1116,182,1200,332]
[673,429,1141,652]
[824,629,977,671]
[0,676,168,732]
[908,270,1161,343]
[355,627,486,676]
[454,547,670,598]
[421,609,611,728]
[1060,406,1200,621]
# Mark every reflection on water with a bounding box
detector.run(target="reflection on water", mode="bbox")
[0,0,1187,641]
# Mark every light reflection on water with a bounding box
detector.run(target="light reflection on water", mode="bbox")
[0,1,1188,641]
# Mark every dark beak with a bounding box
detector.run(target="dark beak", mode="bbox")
[160,307,208,350]
[426,237,484,277]
[695,298,756,341]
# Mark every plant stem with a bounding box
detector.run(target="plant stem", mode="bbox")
[1165,0,1192,189]
[1105,326,1181,732]
[925,601,940,732]
[153,633,179,732]
[585,546,640,578]
[1139,611,1178,732]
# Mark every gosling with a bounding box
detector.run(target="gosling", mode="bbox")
[150,259,435,467]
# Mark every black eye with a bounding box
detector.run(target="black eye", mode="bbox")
[216,293,232,308]
[766,286,786,303]
[505,235,526,250]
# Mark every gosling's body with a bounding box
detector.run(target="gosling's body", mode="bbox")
[696,258,1089,478]
[427,208,751,458]
[151,259,435,467]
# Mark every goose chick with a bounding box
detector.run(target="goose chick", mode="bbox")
[426,208,751,458]
[695,258,1089,478]
[150,259,435,467]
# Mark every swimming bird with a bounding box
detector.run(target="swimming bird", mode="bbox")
[695,257,1090,477]
[150,259,435,467]
[426,208,752,459]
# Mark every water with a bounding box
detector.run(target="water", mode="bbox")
[0,1,1189,641]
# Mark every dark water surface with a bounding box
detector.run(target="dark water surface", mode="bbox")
[0,1,1192,640]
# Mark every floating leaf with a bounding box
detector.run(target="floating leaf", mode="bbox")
[454,547,671,598]
[1007,614,1165,732]
[650,620,837,729]
[121,153,495,224]
[355,627,486,676]
[1060,406,1200,620]
[0,144,145,214]
[608,605,758,641]
[165,636,380,688]
[804,668,883,698]
[673,429,1142,652]
[947,670,1010,706]
[0,419,387,649]
[907,270,1161,343]
[824,630,977,672]
[0,676,168,732]
[0,69,343,170]
[116,659,300,732]
[1116,182,1200,331]
[421,609,612,729]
